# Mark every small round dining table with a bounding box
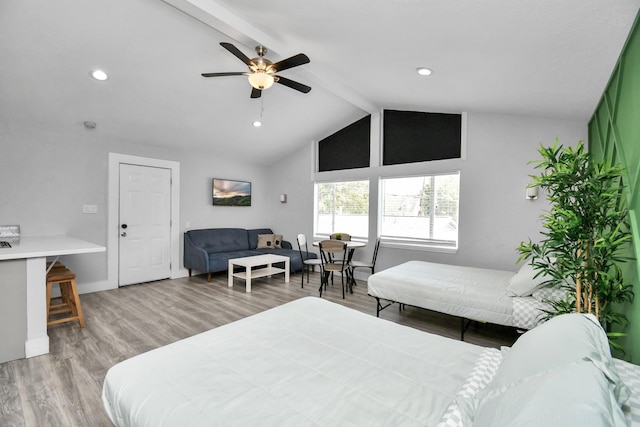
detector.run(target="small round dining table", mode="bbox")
[313,240,366,293]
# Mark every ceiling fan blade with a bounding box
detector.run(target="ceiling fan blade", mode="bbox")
[220,42,252,66]
[272,53,310,72]
[275,76,311,93]
[250,87,262,98]
[201,72,247,77]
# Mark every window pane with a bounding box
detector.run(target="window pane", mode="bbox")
[380,173,459,246]
[315,180,369,239]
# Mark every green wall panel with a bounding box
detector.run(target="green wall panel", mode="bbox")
[589,12,640,362]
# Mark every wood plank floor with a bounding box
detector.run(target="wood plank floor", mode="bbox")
[0,271,520,426]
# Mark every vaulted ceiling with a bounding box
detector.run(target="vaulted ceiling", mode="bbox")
[1,0,639,165]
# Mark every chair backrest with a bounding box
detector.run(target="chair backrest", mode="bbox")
[330,232,351,241]
[371,237,381,266]
[296,234,310,258]
[319,239,347,268]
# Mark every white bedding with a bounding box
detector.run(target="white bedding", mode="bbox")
[367,260,546,329]
[102,297,640,427]
[102,297,490,427]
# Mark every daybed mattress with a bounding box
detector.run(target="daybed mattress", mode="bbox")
[102,297,493,427]
[367,260,545,329]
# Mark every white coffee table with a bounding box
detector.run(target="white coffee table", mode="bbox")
[228,254,290,292]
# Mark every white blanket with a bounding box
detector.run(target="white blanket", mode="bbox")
[368,260,517,326]
[102,297,488,427]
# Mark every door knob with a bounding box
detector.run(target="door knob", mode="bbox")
[121,232,127,237]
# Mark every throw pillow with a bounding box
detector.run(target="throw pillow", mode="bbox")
[273,234,283,249]
[257,234,275,249]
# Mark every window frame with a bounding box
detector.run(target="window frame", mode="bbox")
[313,179,370,241]
[378,171,460,252]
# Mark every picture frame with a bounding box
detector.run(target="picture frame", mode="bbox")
[212,178,251,206]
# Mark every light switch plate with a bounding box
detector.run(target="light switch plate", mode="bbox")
[83,204,98,214]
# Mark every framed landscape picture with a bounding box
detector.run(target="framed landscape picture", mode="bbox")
[212,178,251,206]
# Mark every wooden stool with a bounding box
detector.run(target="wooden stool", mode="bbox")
[46,268,85,328]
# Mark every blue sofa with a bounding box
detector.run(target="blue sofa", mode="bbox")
[184,228,317,282]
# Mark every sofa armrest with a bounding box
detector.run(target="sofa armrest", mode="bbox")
[281,240,293,250]
[184,233,209,273]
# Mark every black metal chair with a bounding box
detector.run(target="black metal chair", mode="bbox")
[296,234,322,288]
[318,239,350,299]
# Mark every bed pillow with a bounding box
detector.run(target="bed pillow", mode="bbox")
[531,285,570,303]
[457,313,630,425]
[489,313,627,401]
[506,263,552,296]
[471,360,627,427]
[257,234,275,249]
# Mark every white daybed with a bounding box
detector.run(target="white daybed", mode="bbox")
[102,297,639,427]
[367,260,556,338]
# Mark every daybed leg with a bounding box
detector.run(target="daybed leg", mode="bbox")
[188,269,192,277]
[460,318,472,341]
[207,273,211,282]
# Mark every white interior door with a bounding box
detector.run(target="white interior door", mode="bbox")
[119,164,171,286]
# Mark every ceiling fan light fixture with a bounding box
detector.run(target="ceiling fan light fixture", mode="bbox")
[248,71,274,90]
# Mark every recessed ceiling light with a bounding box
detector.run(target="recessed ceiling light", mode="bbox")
[91,69,108,81]
[416,67,432,76]
[252,120,262,127]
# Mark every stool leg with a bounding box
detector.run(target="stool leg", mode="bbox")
[69,278,85,328]
[46,281,53,324]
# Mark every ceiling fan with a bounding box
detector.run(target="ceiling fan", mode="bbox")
[202,42,311,98]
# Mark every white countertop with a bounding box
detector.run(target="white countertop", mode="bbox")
[0,235,105,261]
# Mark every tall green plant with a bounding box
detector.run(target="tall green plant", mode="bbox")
[518,139,634,350]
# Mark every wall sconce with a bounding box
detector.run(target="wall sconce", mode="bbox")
[526,186,538,200]
[280,194,287,203]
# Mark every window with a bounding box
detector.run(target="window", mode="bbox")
[379,173,459,248]
[314,180,369,239]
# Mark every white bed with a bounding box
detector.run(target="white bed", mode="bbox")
[102,297,640,427]
[367,260,553,336]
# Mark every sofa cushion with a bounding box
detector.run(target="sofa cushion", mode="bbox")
[247,228,274,249]
[208,250,263,273]
[187,228,250,253]
[257,234,276,249]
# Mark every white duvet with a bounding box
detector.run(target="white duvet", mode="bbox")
[368,260,517,326]
[102,297,489,427]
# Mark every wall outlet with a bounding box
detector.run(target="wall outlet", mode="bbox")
[83,204,98,214]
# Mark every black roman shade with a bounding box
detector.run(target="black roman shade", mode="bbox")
[383,110,461,165]
[318,115,371,172]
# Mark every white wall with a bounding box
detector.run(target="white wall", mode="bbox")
[0,123,270,293]
[267,112,588,279]
[0,112,587,293]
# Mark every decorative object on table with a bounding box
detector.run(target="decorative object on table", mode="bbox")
[201,42,311,99]
[212,178,251,206]
[0,225,20,245]
[330,232,351,241]
[517,139,634,353]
